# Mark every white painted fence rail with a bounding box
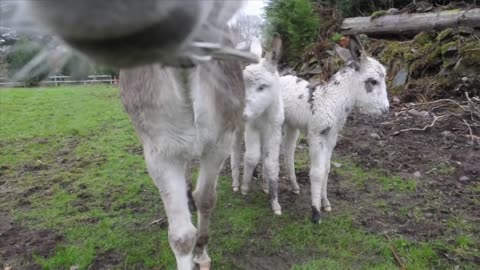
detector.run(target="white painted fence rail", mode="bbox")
[0,75,117,88]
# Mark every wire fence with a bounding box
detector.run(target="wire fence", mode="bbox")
[0,75,118,88]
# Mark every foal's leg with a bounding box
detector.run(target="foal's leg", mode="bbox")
[307,133,329,224]
[261,160,269,194]
[143,143,196,269]
[320,140,335,212]
[231,127,243,192]
[282,125,300,194]
[261,125,282,215]
[241,126,261,195]
[192,138,231,269]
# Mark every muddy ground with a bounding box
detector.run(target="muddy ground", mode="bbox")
[1,103,479,269]
[226,102,480,268]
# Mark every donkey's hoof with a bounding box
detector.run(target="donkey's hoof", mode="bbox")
[273,209,282,216]
[199,261,211,270]
[292,188,300,195]
[322,206,332,212]
[194,255,211,270]
[232,186,239,192]
[311,206,321,224]
[194,261,211,270]
[262,188,269,194]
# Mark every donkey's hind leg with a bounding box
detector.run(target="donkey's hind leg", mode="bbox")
[144,143,196,270]
[193,136,232,270]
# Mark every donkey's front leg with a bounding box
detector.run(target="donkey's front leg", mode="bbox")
[261,126,282,215]
[193,140,231,270]
[308,134,329,224]
[320,140,335,213]
[144,144,196,270]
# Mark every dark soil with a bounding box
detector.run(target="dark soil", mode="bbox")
[0,213,63,270]
[333,108,479,242]
[223,103,480,268]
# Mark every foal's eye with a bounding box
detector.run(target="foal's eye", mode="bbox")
[369,79,378,86]
[257,84,268,92]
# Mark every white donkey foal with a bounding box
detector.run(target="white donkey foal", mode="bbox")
[16,1,257,269]
[231,35,284,215]
[281,37,390,223]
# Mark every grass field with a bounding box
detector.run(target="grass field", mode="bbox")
[1,86,478,269]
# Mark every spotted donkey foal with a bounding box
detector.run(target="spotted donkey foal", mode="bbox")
[281,37,389,223]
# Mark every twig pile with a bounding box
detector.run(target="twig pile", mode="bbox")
[390,92,480,143]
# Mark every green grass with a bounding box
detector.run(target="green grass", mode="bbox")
[0,86,476,269]
[332,159,417,192]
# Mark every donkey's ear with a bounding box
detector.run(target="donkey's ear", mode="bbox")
[249,37,263,58]
[335,44,353,62]
[265,33,282,67]
[348,35,367,62]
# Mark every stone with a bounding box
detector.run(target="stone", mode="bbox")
[413,171,422,178]
[393,68,409,87]
[441,131,453,137]
[459,176,470,182]
[332,162,342,168]
[393,96,401,104]
[370,133,381,140]
[408,109,429,118]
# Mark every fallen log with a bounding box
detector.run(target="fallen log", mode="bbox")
[341,8,480,37]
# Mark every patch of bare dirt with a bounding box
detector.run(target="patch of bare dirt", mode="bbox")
[0,213,63,270]
[87,251,122,270]
[332,106,479,238]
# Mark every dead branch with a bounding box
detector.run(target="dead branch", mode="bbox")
[150,218,166,226]
[408,98,464,109]
[341,8,480,37]
[463,119,474,140]
[465,92,480,120]
[392,114,446,136]
[384,235,407,270]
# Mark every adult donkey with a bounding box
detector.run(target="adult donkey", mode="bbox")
[13,1,257,269]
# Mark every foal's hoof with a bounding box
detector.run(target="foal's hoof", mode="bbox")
[322,205,332,212]
[292,188,300,195]
[311,206,321,224]
[262,188,269,194]
[232,186,239,192]
[272,202,282,216]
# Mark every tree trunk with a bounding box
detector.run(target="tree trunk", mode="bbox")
[341,8,480,37]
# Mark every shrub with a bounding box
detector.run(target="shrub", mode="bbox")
[265,0,320,66]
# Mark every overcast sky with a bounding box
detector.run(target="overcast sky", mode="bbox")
[241,0,267,16]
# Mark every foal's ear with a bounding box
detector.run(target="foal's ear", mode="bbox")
[335,44,354,62]
[249,37,263,58]
[348,35,367,63]
[265,33,282,67]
